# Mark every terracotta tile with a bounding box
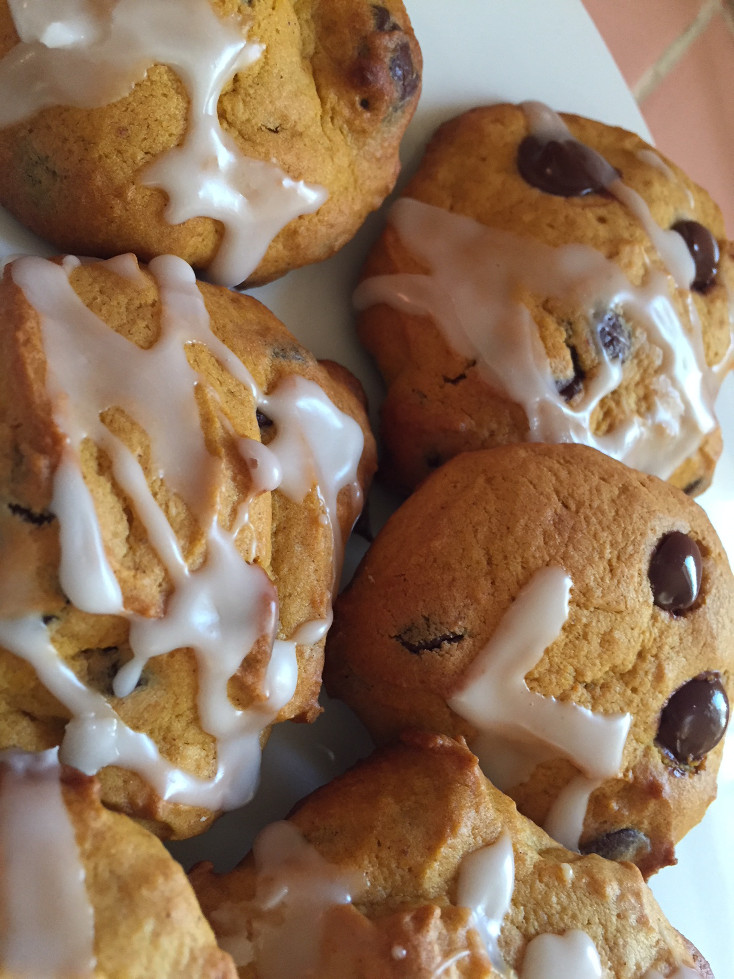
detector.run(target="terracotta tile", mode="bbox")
[640,12,734,235]
[581,0,709,88]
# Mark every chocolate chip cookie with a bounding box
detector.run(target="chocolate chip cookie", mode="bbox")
[0,252,376,839]
[355,102,733,493]
[0,0,421,287]
[325,443,733,877]
[191,732,713,977]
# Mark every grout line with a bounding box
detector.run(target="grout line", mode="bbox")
[632,0,720,103]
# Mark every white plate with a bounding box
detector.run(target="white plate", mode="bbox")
[1,1,732,974]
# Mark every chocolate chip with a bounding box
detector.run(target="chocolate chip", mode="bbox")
[8,502,55,526]
[389,41,419,103]
[580,828,651,863]
[656,672,729,764]
[597,310,631,362]
[648,531,702,612]
[683,477,705,497]
[671,220,720,292]
[372,4,398,31]
[556,344,585,401]
[256,410,273,430]
[393,627,464,655]
[517,134,619,197]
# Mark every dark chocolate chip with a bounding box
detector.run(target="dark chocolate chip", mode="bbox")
[671,220,720,292]
[8,502,55,526]
[394,629,464,656]
[556,345,585,401]
[648,531,702,612]
[580,828,651,863]
[256,410,273,430]
[683,477,705,497]
[389,41,419,103]
[442,372,467,385]
[656,672,729,764]
[597,310,631,362]
[517,134,619,197]
[372,4,398,31]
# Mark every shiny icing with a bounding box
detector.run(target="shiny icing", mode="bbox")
[0,749,95,976]
[455,831,514,972]
[448,568,630,850]
[0,0,327,286]
[223,821,363,977]
[354,104,729,481]
[0,253,364,811]
[520,930,603,979]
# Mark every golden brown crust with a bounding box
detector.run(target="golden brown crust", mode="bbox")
[325,443,734,876]
[191,732,707,978]
[0,0,422,285]
[0,255,376,838]
[358,103,733,493]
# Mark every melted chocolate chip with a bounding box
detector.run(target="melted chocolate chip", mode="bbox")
[8,502,55,526]
[580,828,651,863]
[389,41,419,103]
[394,628,464,656]
[517,134,619,197]
[597,310,631,362]
[672,220,720,292]
[648,531,702,612]
[556,344,585,401]
[657,673,729,764]
[372,4,398,31]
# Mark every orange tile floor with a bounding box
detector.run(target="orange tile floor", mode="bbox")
[582,0,734,234]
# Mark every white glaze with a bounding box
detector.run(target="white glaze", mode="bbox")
[0,254,364,811]
[354,98,729,481]
[355,195,718,482]
[0,0,327,286]
[448,568,630,850]
[247,821,364,979]
[455,831,514,972]
[0,749,95,976]
[520,930,602,979]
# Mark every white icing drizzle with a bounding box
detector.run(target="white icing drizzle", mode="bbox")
[354,98,729,481]
[0,749,96,976]
[448,568,630,851]
[0,254,364,811]
[0,0,327,286]
[520,930,602,979]
[455,831,514,973]
[543,773,604,851]
[356,198,717,481]
[246,821,364,979]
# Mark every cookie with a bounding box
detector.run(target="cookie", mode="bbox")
[0,749,236,978]
[0,252,376,839]
[325,444,733,877]
[191,732,713,978]
[0,0,421,287]
[355,102,734,494]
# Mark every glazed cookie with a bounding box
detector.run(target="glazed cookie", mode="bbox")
[0,252,376,839]
[0,0,421,287]
[191,732,713,978]
[325,444,733,877]
[355,102,734,494]
[0,750,236,978]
